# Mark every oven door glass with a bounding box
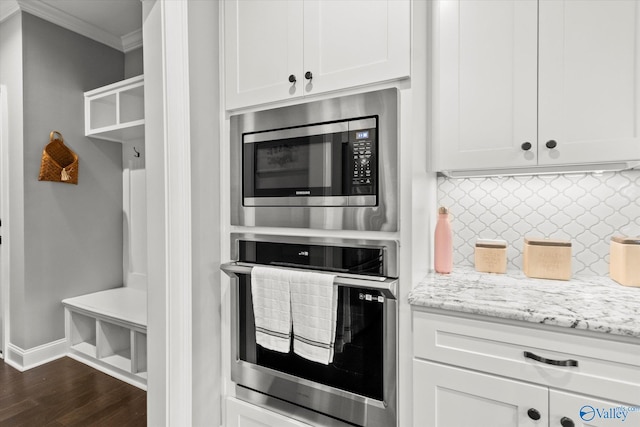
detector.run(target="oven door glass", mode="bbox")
[237,275,384,401]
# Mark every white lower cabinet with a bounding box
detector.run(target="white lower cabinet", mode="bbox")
[413,310,640,427]
[414,360,547,427]
[549,390,640,427]
[226,398,312,427]
[414,361,640,427]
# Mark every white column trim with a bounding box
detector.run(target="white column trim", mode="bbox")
[0,86,9,358]
[122,28,143,53]
[160,0,193,424]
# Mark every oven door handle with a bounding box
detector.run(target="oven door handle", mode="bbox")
[221,261,397,299]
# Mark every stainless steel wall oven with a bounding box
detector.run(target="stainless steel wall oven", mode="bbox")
[230,89,398,231]
[222,234,398,427]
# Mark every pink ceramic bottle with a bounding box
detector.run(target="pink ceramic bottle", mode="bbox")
[434,206,453,274]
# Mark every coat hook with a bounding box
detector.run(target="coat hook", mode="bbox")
[133,146,140,158]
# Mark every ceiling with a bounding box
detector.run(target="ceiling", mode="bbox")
[0,0,142,52]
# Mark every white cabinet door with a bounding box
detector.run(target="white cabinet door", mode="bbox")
[226,398,312,427]
[435,0,538,171]
[538,0,640,166]
[224,0,304,110]
[550,390,640,427]
[302,0,410,95]
[224,0,410,110]
[414,360,549,427]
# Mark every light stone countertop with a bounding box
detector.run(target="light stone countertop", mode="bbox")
[408,267,640,339]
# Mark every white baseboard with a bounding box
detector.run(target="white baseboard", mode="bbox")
[5,338,67,371]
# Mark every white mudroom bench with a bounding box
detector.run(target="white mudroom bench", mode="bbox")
[62,287,147,389]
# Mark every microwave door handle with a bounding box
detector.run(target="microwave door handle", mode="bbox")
[220,261,397,299]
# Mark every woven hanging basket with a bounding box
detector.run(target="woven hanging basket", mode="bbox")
[38,131,78,185]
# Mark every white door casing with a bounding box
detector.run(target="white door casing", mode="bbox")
[143,0,193,424]
[0,85,9,358]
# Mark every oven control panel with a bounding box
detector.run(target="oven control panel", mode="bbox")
[359,292,385,303]
[349,128,376,195]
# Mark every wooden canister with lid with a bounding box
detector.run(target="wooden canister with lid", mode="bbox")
[610,236,640,287]
[522,237,572,281]
[475,239,507,274]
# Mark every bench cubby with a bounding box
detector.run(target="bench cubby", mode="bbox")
[62,287,147,389]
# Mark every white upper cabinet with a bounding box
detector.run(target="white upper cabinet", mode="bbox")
[436,0,640,174]
[538,0,640,165]
[302,0,411,95]
[435,0,538,171]
[224,1,304,110]
[224,0,410,110]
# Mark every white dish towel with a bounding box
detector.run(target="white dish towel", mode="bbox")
[289,270,338,365]
[250,266,292,353]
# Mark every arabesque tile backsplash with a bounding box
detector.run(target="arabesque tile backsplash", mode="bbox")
[437,170,640,276]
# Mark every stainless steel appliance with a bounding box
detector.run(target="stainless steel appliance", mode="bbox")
[230,89,398,231]
[221,234,398,427]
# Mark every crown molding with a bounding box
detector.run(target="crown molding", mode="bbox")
[122,28,143,53]
[16,0,123,51]
[0,0,20,23]
[3,0,142,53]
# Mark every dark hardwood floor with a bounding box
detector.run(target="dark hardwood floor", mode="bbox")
[0,356,146,426]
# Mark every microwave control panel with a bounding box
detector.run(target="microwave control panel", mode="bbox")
[349,128,376,195]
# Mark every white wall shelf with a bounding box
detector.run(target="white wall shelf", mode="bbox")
[84,75,144,143]
[63,287,147,389]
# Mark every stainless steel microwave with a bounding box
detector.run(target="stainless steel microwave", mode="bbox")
[230,89,398,231]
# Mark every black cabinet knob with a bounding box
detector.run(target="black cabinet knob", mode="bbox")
[560,417,574,427]
[521,142,532,151]
[288,74,297,83]
[527,408,541,420]
[305,71,313,80]
[546,139,557,149]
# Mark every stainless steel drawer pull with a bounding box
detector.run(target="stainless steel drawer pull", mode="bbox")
[524,351,578,367]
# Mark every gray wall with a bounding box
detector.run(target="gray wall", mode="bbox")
[15,13,124,349]
[125,47,144,79]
